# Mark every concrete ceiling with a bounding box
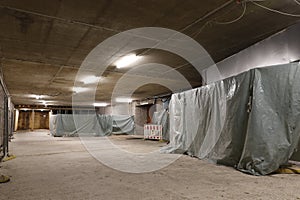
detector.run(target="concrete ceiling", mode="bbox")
[0,0,299,106]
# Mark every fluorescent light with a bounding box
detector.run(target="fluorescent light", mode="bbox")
[73,87,89,93]
[140,101,148,105]
[93,102,108,107]
[115,97,132,103]
[82,76,101,84]
[31,94,42,99]
[115,54,141,68]
[20,108,30,111]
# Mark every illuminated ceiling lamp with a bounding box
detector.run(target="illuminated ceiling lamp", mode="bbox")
[73,87,89,93]
[115,97,132,103]
[20,108,30,111]
[82,76,101,84]
[115,54,141,69]
[93,102,108,107]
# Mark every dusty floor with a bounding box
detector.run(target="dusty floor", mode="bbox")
[1,130,300,200]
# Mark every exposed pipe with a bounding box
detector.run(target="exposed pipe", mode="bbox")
[179,0,235,33]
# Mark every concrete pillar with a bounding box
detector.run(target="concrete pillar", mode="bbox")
[48,110,52,129]
[14,109,19,132]
[30,110,35,131]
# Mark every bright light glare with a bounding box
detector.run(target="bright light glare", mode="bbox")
[115,54,141,68]
[20,108,30,111]
[73,87,89,93]
[115,97,132,103]
[82,76,101,84]
[93,102,108,107]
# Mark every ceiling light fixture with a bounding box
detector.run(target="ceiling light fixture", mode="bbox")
[115,97,132,103]
[93,102,108,107]
[82,76,101,84]
[41,109,50,111]
[73,87,89,93]
[115,54,141,68]
[20,108,30,111]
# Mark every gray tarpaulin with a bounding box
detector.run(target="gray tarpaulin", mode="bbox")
[112,115,135,134]
[152,110,170,140]
[49,115,57,136]
[49,114,134,137]
[96,115,113,136]
[162,63,300,175]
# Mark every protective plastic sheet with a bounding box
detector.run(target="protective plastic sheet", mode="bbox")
[162,63,300,175]
[49,115,57,136]
[112,115,135,134]
[49,114,134,137]
[152,110,170,140]
[96,115,113,136]
[237,64,300,175]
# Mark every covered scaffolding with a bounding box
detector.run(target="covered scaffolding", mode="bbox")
[162,63,300,175]
[49,114,134,137]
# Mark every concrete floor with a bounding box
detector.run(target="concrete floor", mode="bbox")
[1,130,300,200]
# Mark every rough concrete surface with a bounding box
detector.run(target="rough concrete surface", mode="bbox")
[1,130,300,200]
[1,1,300,105]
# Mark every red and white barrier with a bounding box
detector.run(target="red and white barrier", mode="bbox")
[144,124,162,140]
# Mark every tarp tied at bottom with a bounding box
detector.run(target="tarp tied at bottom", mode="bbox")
[162,63,300,175]
[49,114,134,137]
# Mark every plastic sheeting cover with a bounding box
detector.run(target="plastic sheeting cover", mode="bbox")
[112,115,135,134]
[162,63,300,175]
[49,114,134,137]
[152,110,170,140]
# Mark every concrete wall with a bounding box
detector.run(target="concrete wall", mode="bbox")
[133,99,166,135]
[96,104,132,115]
[95,100,166,135]
[134,105,148,135]
[204,22,300,83]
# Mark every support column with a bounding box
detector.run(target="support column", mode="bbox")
[48,110,52,130]
[30,110,35,131]
[14,109,19,132]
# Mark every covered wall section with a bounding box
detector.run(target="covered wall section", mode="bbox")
[50,114,135,137]
[163,63,300,175]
